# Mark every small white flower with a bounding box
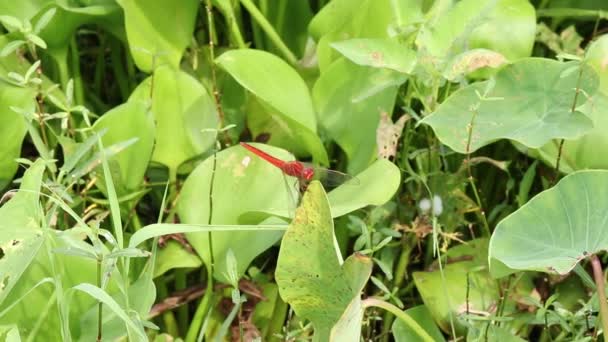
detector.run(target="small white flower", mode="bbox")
[419,198,431,213]
[432,195,443,216]
[419,195,443,216]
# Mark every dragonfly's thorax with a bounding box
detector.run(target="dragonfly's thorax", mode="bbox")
[280,161,314,181]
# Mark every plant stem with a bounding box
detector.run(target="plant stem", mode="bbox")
[69,36,84,105]
[362,297,434,342]
[239,0,298,65]
[96,258,103,342]
[185,148,218,342]
[465,106,491,237]
[205,0,231,146]
[590,254,608,336]
[554,63,584,183]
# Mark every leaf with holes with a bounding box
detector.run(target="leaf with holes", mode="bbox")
[490,170,608,276]
[0,160,45,306]
[376,113,409,159]
[420,58,598,154]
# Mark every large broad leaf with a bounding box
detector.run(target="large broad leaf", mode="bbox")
[489,170,608,276]
[312,0,422,72]
[327,159,400,217]
[92,101,155,196]
[115,0,198,72]
[420,58,598,154]
[275,182,372,341]
[313,58,401,174]
[176,144,293,282]
[0,84,34,190]
[416,0,535,60]
[526,34,608,172]
[331,38,417,74]
[216,49,328,165]
[130,65,218,176]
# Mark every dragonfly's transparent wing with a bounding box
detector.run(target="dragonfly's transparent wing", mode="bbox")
[311,166,360,188]
[281,173,300,219]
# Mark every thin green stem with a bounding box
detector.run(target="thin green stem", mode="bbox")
[590,254,608,337]
[185,148,218,342]
[465,107,491,237]
[239,0,298,64]
[362,298,434,342]
[554,64,584,183]
[69,36,84,105]
[96,258,103,342]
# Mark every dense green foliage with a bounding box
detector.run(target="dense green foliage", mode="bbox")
[0,0,608,341]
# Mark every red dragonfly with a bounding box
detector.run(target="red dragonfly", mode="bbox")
[240,142,359,193]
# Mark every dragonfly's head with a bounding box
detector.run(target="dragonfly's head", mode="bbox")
[302,167,314,181]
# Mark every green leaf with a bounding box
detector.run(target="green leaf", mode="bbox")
[413,239,506,334]
[71,283,146,341]
[0,84,34,190]
[0,16,22,31]
[309,0,422,71]
[154,241,202,277]
[392,306,446,342]
[129,66,218,175]
[0,40,25,57]
[216,49,328,165]
[420,58,598,154]
[0,160,45,306]
[92,101,155,195]
[59,129,106,176]
[313,58,401,173]
[33,7,56,34]
[442,48,507,81]
[176,144,293,282]
[528,34,608,172]
[25,33,46,49]
[115,0,198,71]
[416,0,536,60]
[276,182,369,341]
[331,38,417,73]
[490,170,608,275]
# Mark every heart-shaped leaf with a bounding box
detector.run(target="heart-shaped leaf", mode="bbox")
[176,144,293,282]
[421,58,598,153]
[490,170,608,275]
[525,34,608,172]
